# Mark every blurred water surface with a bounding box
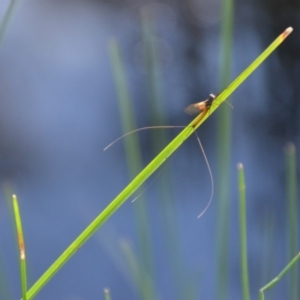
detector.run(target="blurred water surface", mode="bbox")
[0,0,299,299]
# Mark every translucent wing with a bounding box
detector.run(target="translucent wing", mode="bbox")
[184,103,203,115]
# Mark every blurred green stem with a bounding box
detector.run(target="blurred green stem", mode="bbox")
[284,143,299,299]
[237,164,250,300]
[0,0,21,47]
[259,253,300,300]
[216,0,234,298]
[109,39,156,300]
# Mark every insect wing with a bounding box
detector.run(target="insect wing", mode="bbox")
[184,103,203,115]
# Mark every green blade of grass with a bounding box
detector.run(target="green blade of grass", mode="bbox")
[25,27,293,300]
[237,164,250,300]
[216,0,234,297]
[141,11,195,300]
[103,288,111,300]
[260,212,276,299]
[12,194,27,300]
[109,38,156,300]
[0,183,17,300]
[0,0,21,47]
[284,143,299,299]
[259,252,300,300]
[210,27,293,114]
[119,238,159,300]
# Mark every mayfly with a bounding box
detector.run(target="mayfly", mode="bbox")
[104,93,218,218]
[185,93,216,116]
[185,93,216,127]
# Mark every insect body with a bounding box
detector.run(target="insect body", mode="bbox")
[184,94,216,128]
[184,93,216,115]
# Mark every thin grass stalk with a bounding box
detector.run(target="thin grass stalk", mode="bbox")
[119,239,159,300]
[142,11,166,127]
[284,143,299,299]
[104,288,111,300]
[119,239,141,291]
[12,194,27,300]
[0,0,21,47]
[0,3,22,294]
[237,164,250,300]
[216,0,234,297]
[260,212,276,299]
[0,183,17,300]
[141,11,194,300]
[25,112,206,300]
[109,39,156,300]
[24,27,292,300]
[259,252,300,300]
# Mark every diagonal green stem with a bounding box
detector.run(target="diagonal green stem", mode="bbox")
[259,252,300,300]
[24,27,293,300]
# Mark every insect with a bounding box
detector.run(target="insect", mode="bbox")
[184,93,216,127]
[185,93,216,115]
[104,93,219,218]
